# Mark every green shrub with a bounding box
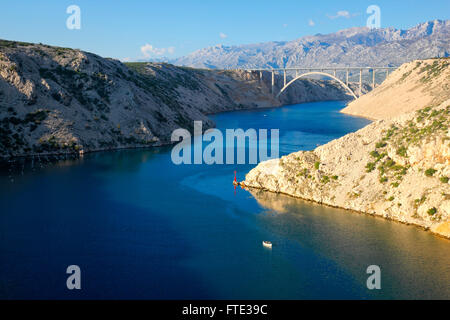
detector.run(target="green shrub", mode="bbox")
[314,161,320,170]
[414,196,426,206]
[430,110,439,117]
[370,150,380,158]
[427,207,437,216]
[331,175,338,180]
[388,196,395,201]
[396,146,407,157]
[376,141,387,148]
[380,176,388,183]
[297,168,309,178]
[385,159,395,167]
[440,176,449,184]
[383,125,398,140]
[24,110,48,123]
[366,162,376,172]
[391,182,400,188]
[321,176,330,184]
[425,168,437,177]
[369,150,387,163]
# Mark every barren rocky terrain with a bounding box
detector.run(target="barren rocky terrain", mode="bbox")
[0,40,358,159]
[172,20,449,70]
[342,58,450,119]
[243,59,450,239]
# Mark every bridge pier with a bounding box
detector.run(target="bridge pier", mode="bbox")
[271,71,275,96]
[359,69,362,97]
[283,69,287,87]
[346,69,349,86]
[372,69,376,89]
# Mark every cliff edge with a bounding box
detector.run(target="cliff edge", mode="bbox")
[244,59,450,238]
[341,58,450,120]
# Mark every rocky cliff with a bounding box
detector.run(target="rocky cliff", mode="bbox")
[243,59,450,239]
[0,40,356,159]
[342,58,450,119]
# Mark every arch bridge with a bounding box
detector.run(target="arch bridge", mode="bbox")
[244,67,398,99]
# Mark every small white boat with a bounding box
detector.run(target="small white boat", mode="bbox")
[262,241,272,248]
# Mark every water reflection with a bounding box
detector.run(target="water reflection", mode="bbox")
[0,101,448,299]
[248,188,450,299]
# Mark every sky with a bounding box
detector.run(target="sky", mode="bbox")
[0,0,448,61]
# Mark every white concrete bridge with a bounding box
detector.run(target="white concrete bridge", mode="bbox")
[245,67,398,99]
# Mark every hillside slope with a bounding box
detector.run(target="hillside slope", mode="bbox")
[0,40,356,159]
[243,59,450,239]
[341,58,450,119]
[172,20,449,69]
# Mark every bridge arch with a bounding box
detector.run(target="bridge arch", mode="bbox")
[276,71,358,100]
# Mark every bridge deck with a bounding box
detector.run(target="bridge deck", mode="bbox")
[245,67,398,72]
[243,66,400,99]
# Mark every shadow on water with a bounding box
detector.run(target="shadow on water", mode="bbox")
[0,149,214,299]
[0,101,448,299]
[248,189,450,299]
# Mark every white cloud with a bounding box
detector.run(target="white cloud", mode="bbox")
[327,10,354,19]
[308,19,315,27]
[140,43,175,58]
[337,10,351,18]
[219,32,227,39]
[121,57,131,62]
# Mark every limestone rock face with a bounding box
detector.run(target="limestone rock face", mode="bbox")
[341,58,450,120]
[0,40,355,158]
[244,86,450,238]
[172,20,450,70]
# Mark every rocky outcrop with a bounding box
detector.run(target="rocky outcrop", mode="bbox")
[0,40,356,159]
[342,58,450,119]
[243,59,450,239]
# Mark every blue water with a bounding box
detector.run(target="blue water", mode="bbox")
[1,101,449,300]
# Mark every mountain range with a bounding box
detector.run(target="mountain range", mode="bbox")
[170,20,450,69]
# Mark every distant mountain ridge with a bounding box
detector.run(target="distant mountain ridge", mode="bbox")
[171,20,450,69]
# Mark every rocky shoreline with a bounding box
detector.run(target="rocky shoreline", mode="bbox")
[242,186,449,240]
[242,59,450,239]
[242,103,450,239]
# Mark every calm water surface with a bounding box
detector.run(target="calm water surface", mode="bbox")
[0,101,449,299]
